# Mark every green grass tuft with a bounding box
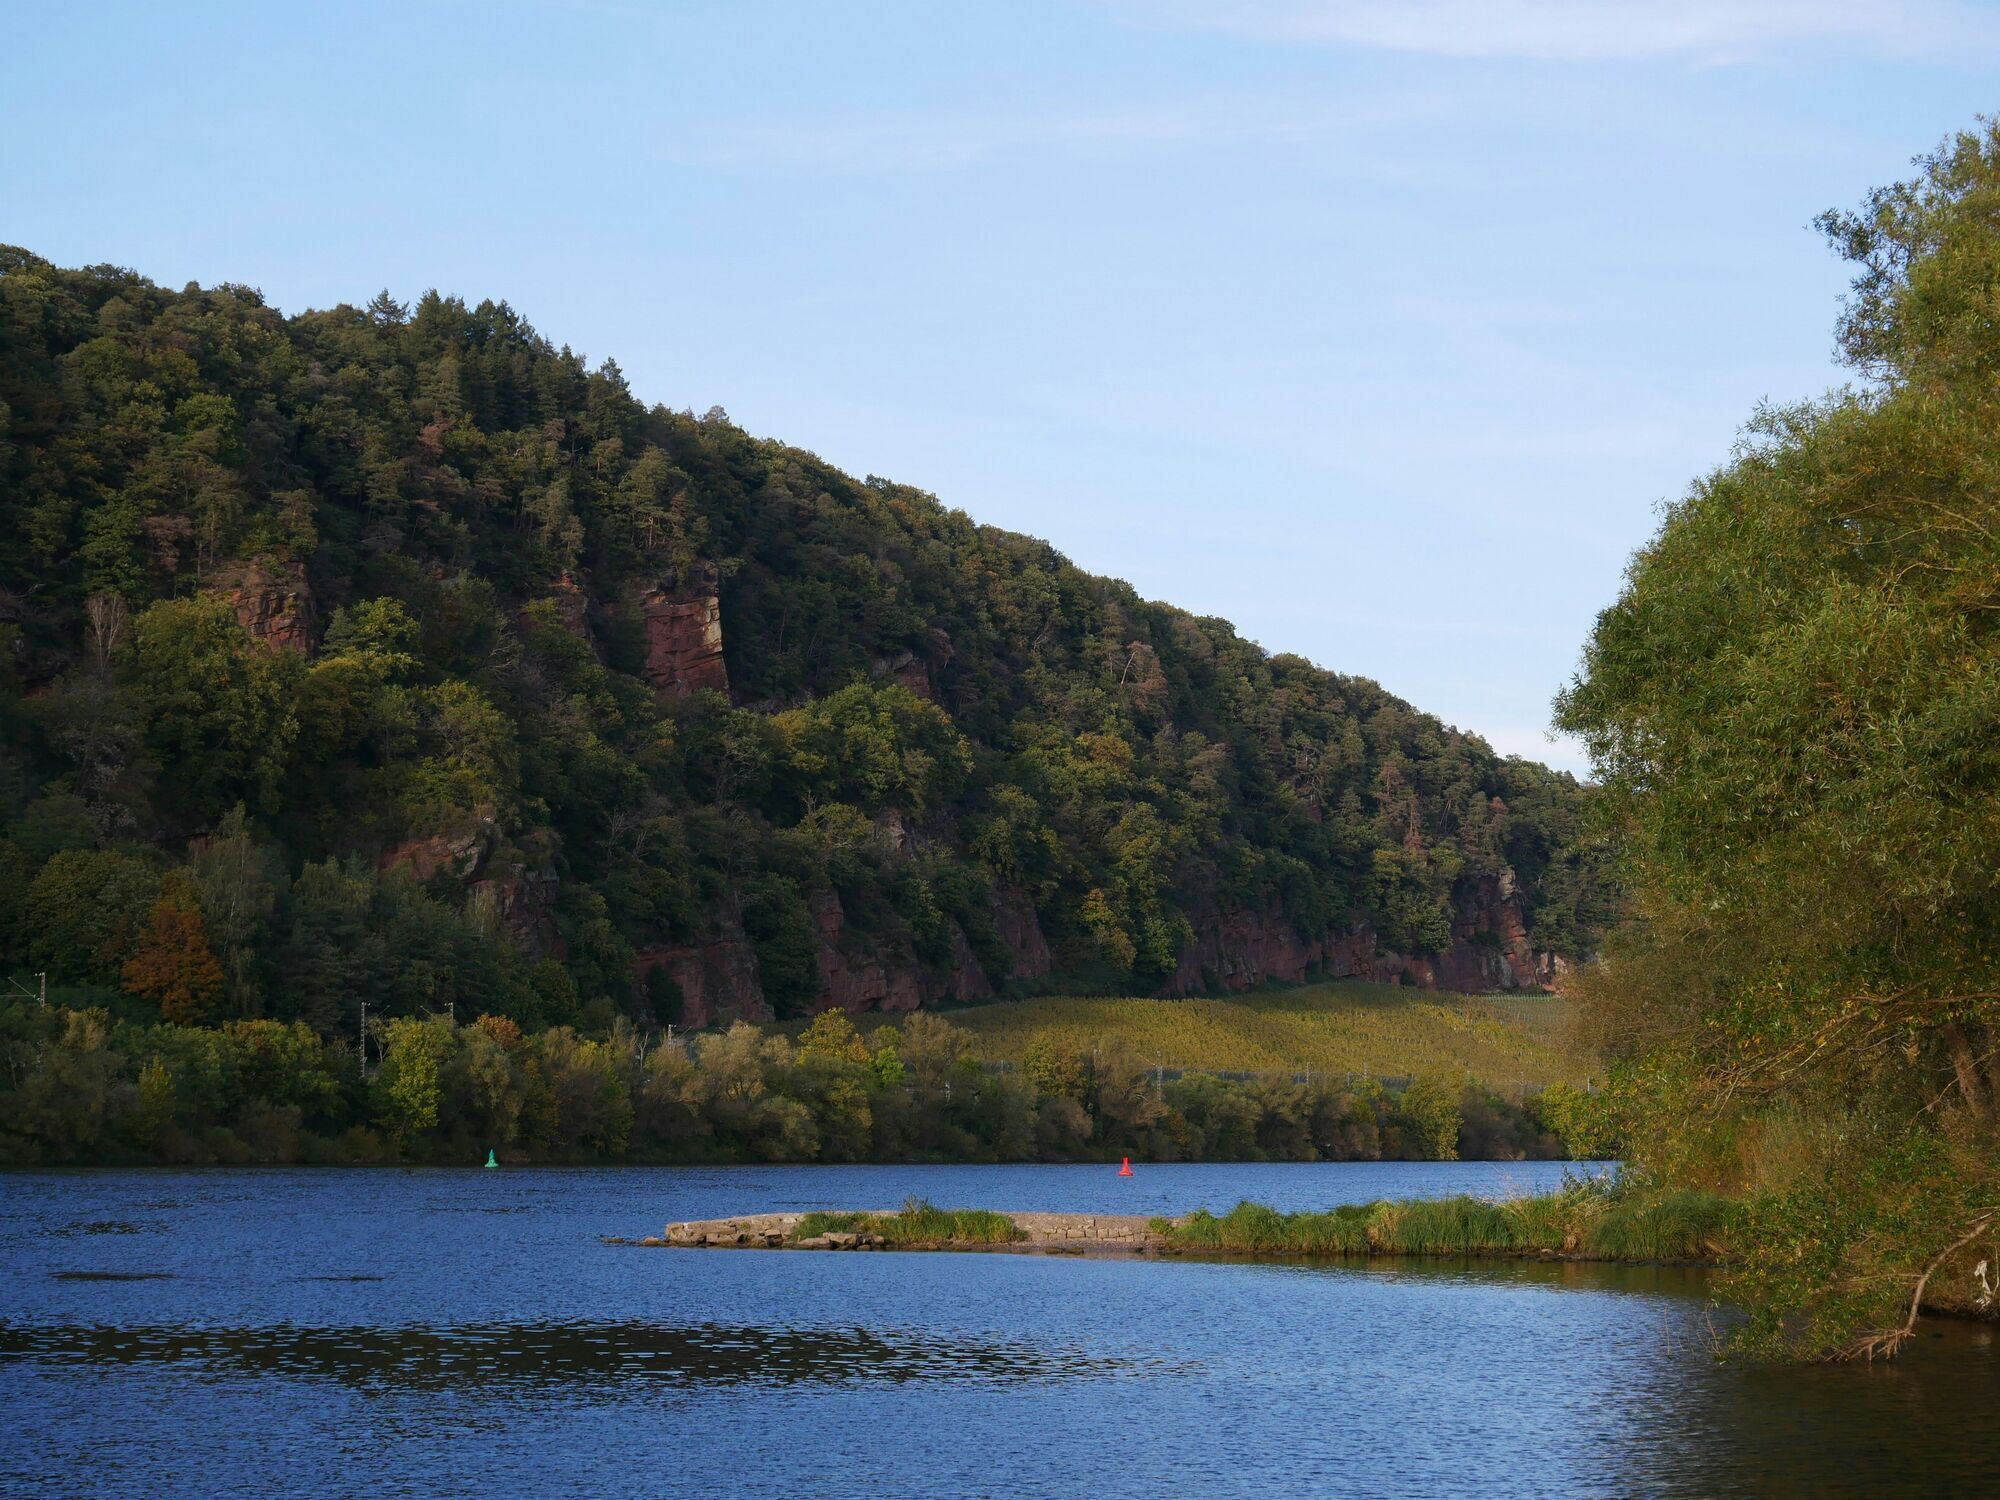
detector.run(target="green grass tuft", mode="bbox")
[1584,1188,1734,1261]
[792,1198,1024,1245]
[1378,1196,1527,1254]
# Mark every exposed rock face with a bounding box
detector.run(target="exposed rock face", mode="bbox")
[872,808,914,857]
[1430,872,1553,991]
[926,921,995,1006]
[993,887,1053,984]
[634,872,1549,1026]
[638,562,727,699]
[871,628,953,701]
[380,816,562,958]
[379,819,496,883]
[809,888,923,1014]
[213,558,314,653]
[1164,906,1326,994]
[872,649,929,698]
[633,923,771,1028]
[1160,871,1558,997]
[469,861,562,960]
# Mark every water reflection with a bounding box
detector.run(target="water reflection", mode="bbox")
[47,1271,174,1282]
[1197,1252,1716,1301]
[50,1220,148,1237]
[1613,1319,2000,1498]
[0,1318,1171,1392]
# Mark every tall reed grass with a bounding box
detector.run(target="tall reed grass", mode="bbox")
[1153,1179,1733,1262]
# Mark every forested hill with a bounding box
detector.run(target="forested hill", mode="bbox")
[0,247,1610,1034]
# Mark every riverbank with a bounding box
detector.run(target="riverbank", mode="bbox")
[0,1003,1579,1169]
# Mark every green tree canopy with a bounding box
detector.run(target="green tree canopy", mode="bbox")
[1557,121,2000,1359]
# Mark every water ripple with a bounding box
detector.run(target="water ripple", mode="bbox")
[0,1318,1182,1393]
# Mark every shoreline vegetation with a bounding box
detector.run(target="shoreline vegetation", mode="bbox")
[633,1185,1731,1264]
[0,1001,1592,1168]
[1547,124,2000,1360]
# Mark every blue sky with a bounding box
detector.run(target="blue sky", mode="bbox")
[6,2,1997,772]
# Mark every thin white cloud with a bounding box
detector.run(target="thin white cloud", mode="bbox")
[1117,0,2000,62]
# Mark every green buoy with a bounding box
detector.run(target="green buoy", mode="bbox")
[484,1150,499,1169]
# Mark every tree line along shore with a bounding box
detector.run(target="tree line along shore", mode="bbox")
[0,1003,1592,1168]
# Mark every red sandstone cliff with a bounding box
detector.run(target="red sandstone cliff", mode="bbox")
[213,558,315,653]
[633,916,772,1029]
[1160,872,1557,997]
[638,562,727,699]
[612,869,1554,1025]
[807,888,924,1014]
[871,627,953,702]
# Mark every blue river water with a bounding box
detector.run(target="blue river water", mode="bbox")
[2,1161,1996,1497]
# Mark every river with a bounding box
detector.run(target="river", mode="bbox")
[3,1162,1995,1497]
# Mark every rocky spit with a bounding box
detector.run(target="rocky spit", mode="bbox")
[610,1212,1172,1254]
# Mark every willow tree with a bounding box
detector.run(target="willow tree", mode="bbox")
[1558,122,2000,1358]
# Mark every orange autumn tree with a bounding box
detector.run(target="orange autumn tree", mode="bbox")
[122,881,225,1025]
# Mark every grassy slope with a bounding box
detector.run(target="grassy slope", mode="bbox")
[833,981,1589,1088]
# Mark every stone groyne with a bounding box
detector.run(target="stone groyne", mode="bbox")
[617,1211,1169,1254]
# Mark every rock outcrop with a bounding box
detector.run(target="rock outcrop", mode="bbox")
[870,627,953,701]
[468,860,562,960]
[1160,872,1557,997]
[379,818,496,883]
[622,873,1553,1027]
[809,888,924,1014]
[993,888,1053,984]
[633,922,771,1028]
[380,815,562,958]
[1164,906,1325,994]
[1430,871,1555,991]
[637,562,727,699]
[213,558,314,653]
[926,921,996,1006]
[801,887,1008,1013]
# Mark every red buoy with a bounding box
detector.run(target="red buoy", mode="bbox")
[1118,1157,1133,1176]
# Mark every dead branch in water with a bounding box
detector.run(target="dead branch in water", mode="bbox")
[1839,1209,1999,1362]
